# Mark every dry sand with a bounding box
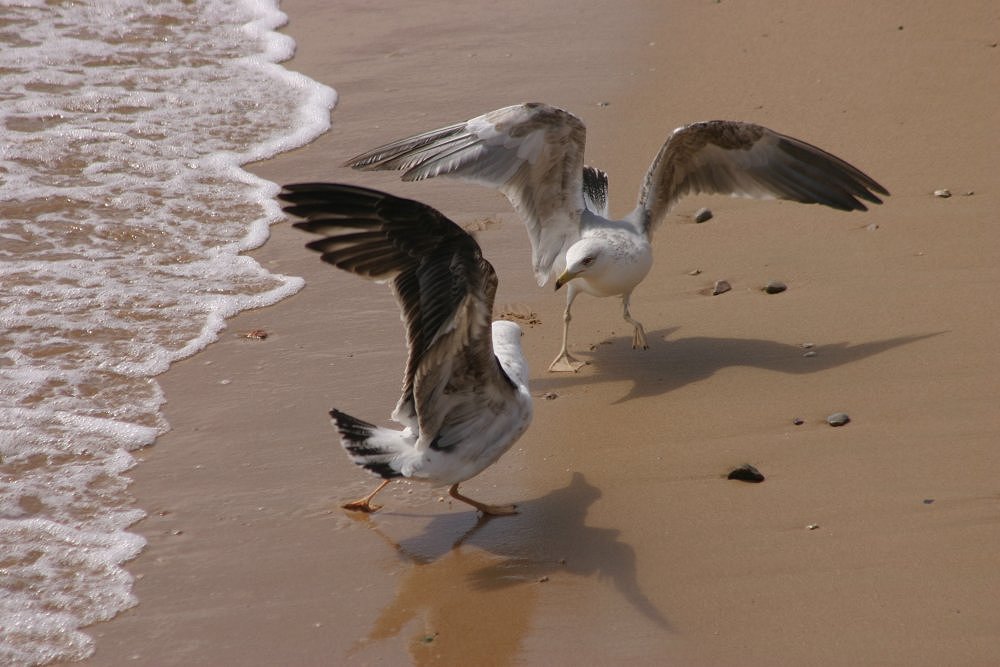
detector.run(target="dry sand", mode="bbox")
[85,1,1000,665]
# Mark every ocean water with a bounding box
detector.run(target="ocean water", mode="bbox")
[0,0,335,663]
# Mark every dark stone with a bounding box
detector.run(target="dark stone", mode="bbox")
[727,464,765,483]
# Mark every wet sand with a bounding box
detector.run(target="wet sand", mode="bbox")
[86,1,1000,664]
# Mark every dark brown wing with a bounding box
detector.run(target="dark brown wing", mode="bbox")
[281,183,511,444]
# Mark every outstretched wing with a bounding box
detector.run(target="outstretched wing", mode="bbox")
[345,103,589,286]
[636,120,889,233]
[281,183,517,448]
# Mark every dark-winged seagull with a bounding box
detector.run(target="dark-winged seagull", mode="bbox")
[281,183,532,516]
[345,102,890,372]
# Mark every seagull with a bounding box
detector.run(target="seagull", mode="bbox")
[281,183,533,516]
[346,102,890,372]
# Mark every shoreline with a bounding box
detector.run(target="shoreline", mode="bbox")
[86,1,1000,664]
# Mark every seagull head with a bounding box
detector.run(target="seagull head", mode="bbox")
[491,319,524,345]
[492,320,530,387]
[555,239,605,290]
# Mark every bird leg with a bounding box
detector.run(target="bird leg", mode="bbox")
[342,478,392,513]
[622,294,648,350]
[549,289,585,372]
[449,483,518,516]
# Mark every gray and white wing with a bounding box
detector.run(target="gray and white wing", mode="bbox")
[346,103,589,286]
[281,183,519,449]
[636,120,889,233]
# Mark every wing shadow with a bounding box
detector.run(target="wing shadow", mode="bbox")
[533,329,943,403]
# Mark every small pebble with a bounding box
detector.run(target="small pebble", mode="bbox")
[933,189,952,198]
[727,464,765,483]
[694,207,713,223]
[538,576,549,583]
[866,223,879,231]
[803,350,817,358]
[792,417,805,426]
[806,524,820,530]
[712,279,731,295]
[541,392,558,401]
[922,499,935,505]
[763,280,786,294]
[240,329,268,340]
[826,412,851,427]
[688,268,702,276]
[801,342,814,349]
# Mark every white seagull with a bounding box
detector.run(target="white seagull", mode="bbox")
[281,183,533,516]
[346,102,890,372]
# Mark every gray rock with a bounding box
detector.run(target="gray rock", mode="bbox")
[694,207,713,223]
[712,279,731,295]
[763,280,787,294]
[826,412,851,427]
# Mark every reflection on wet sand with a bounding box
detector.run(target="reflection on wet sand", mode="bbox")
[362,544,534,664]
[351,473,667,663]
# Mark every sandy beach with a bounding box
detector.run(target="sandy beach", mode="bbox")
[84,1,1000,664]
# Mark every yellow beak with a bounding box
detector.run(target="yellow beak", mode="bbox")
[554,269,577,290]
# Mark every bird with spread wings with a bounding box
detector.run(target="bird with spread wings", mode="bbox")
[282,183,533,515]
[346,102,889,372]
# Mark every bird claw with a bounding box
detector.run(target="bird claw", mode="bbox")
[632,326,649,350]
[448,484,519,516]
[478,503,519,516]
[342,499,382,513]
[548,352,585,373]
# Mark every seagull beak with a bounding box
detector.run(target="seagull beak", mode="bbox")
[554,269,577,291]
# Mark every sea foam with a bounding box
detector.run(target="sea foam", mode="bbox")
[0,0,335,663]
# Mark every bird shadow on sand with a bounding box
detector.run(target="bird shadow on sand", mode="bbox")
[349,473,667,661]
[533,327,943,403]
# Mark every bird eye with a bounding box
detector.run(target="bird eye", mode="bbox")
[582,257,594,266]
